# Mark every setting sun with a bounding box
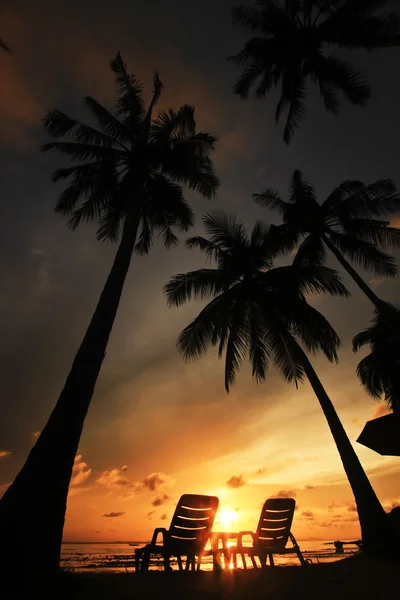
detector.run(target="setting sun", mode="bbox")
[217,509,239,531]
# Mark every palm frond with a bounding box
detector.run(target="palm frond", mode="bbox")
[317,78,340,114]
[249,303,270,383]
[322,180,365,213]
[290,301,341,363]
[152,105,197,139]
[42,109,116,146]
[164,269,228,307]
[202,211,248,250]
[176,292,234,361]
[145,174,194,231]
[290,170,317,205]
[314,55,370,105]
[186,236,227,264]
[109,52,145,122]
[328,231,398,277]
[41,141,121,162]
[334,180,399,219]
[293,234,327,267]
[224,302,250,391]
[143,71,164,129]
[54,161,117,218]
[134,216,153,255]
[231,5,264,32]
[84,97,130,142]
[267,224,299,256]
[263,318,305,384]
[233,60,265,98]
[340,219,400,248]
[283,73,307,144]
[252,189,289,215]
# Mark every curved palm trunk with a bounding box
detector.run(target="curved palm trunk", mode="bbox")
[0,209,141,575]
[321,234,386,310]
[298,346,396,556]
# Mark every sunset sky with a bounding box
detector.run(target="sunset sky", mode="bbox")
[1,0,400,543]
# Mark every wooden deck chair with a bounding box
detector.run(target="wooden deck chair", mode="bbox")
[229,498,307,568]
[134,494,219,572]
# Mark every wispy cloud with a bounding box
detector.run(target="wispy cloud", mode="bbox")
[152,494,170,507]
[102,511,125,518]
[0,450,11,458]
[275,489,296,498]
[70,455,91,486]
[226,475,246,489]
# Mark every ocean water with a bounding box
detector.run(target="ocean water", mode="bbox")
[61,540,360,573]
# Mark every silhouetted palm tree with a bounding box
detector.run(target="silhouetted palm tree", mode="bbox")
[0,38,10,52]
[0,53,219,574]
[353,304,400,413]
[165,211,395,555]
[254,170,400,310]
[230,1,400,142]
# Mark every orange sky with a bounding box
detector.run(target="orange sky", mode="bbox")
[1,0,400,544]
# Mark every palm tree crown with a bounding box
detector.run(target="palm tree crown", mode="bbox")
[164,210,348,391]
[254,170,400,307]
[230,0,400,142]
[42,52,219,248]
[353,304,400,413]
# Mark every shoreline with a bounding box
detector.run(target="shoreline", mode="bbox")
[5,554,399,600]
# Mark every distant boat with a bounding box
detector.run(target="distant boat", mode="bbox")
[323,540,363,552]
[129,542,139,546]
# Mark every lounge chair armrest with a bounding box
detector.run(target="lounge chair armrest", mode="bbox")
[151,527,168,545]
[236,531,256,547]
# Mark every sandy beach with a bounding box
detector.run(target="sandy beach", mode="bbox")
[4,555,398,600]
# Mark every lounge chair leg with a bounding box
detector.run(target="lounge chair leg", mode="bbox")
[241,553,247,569]
[177,555,183,571]
[141,549,151,572]
[196,555,202,571]
[296,546,307,566]
[269,554,274,567]
[134,549,140,572]
[259,552,267,568]
[164,554,171,572]
[250,555,257,569]
[233,551,237,569]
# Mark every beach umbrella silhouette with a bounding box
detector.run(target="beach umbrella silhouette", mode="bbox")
[357,413,400,456]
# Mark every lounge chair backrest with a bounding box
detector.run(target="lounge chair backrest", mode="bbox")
[256,498,295,550]
[168,494,219,555]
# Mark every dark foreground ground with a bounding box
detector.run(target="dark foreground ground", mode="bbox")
[3,555,399,600]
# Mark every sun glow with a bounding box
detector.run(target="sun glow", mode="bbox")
[216,509,238,531]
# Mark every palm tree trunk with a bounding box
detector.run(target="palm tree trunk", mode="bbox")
[321,234,386,310]
[298,345,396,556]
[0,209,141,576]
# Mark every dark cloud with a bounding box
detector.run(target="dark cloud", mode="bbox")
[304,484,314,490]
[300,510,314,520]
[160,513,167,521]
[102,512,125,518]
[147,511,155,519]
[226,475,245,489]
[275,490,296,498]
[152,494,170,507]
[138,472,170,492]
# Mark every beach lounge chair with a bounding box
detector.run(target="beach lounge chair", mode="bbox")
[134,494,219,572]
[229,497,307,568]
